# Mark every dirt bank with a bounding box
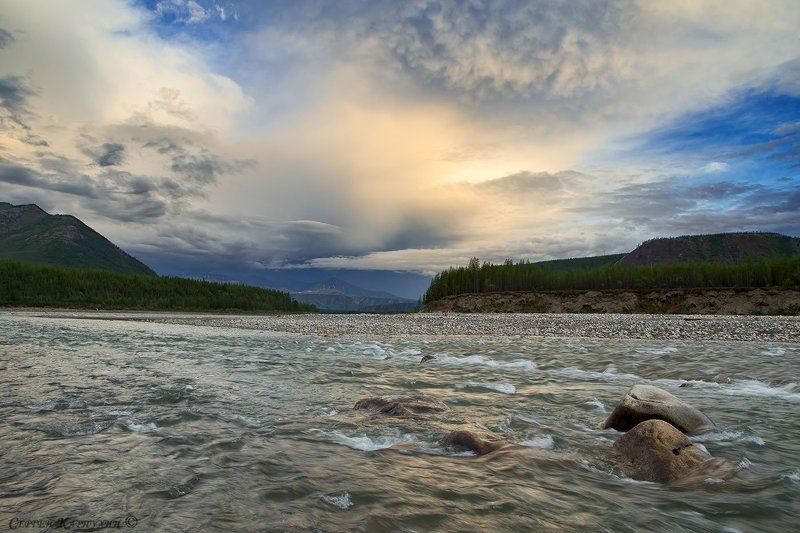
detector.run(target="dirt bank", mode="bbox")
[423,287,800,315]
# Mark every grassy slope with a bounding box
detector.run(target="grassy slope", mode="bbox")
[0,260,315,312]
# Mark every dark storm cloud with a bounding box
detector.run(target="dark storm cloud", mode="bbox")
[582,177,800,235]
[0,75,31,114]
[142,136,184,154]
[97,143,126,167]
[0,159,97,197]
[0,158,171,223]
[0,158,173,223]
[0,75,48,146]
[0,28,14,49]
[135,217,349,269]
[81,142,126,167]
[142,134,251,186]
[169,151,232,185]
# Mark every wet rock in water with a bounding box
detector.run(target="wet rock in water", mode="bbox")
[603,384,715,434]
[353,395,448,417]
[441,429,506,455]
[419,355,436,364]
[612,419,735,483]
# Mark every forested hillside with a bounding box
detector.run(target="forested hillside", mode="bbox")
[0,260,315,312]
[424,256,800,303]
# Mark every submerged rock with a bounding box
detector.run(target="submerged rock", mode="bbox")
[612,419,735,483]
[419,355,436,364]
[353,395,448,417]
[603,384,715,434]
[441,429,506,456]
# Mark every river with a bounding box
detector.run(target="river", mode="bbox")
[1,311,798,531]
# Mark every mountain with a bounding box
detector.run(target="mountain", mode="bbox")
[142,263,432,300]
[290,277,418,312]
[0,202,155,275]
[618,232,800,267]
[530,253,627,271]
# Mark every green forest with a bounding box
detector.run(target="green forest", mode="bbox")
[0,260,315,312]
[423,256,800,303]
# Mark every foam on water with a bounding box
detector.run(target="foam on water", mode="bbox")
[717,380,800,401]
[636,346,679,355]
[691,430,765,446]
[227,414,262,428]
[781,471,800,484]
[311,429,419,451]
[585,397,606,413]
[456,382,516,394]
[326,340,800,404]
[126,421,157,432]
[546,365,641,382]
[321,492,353,510]
[434,354,538,373]
[519,434,555,449]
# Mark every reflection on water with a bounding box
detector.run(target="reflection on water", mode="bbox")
[0,312,798,531]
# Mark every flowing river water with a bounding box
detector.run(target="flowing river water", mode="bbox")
[0,311,798,531]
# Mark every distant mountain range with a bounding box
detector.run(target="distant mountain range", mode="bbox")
[0,203,154,275]
[290,277,418,312]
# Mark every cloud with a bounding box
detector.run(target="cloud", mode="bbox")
[701,162,728,173]
[0,75,33,116]
[475,170,586,198]
[0,159,97,197]
[1,0,798,277]
[0,75,48,146]
[155,0,211,25]
[84,143,126,167]
[0,28,14,48]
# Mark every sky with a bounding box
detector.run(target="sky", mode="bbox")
[1,0,799,291]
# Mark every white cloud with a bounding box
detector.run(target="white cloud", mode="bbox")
[701,162,729,173]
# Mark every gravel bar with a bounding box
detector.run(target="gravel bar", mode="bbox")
[41,311,800,343]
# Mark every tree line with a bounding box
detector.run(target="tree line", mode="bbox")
[423,256,800,303]
[0,260,316,312]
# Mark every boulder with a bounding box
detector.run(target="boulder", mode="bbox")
[603,384,715,434]
[419,355,436,364]
[441,429,506,456]
[612,419,734,483]
[353,395,448,417]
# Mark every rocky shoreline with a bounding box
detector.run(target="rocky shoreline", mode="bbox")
[423,287,800,315]
[28,310,800,342]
